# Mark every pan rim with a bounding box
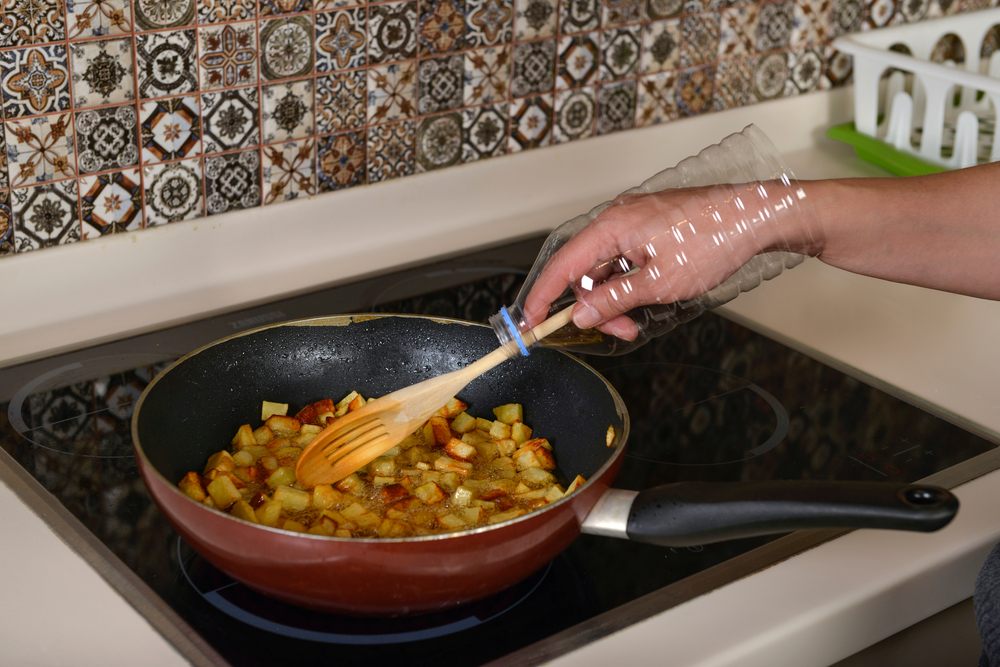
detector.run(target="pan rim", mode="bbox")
[131,312,631,544]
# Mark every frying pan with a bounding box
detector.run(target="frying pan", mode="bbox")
[132,315,958,616]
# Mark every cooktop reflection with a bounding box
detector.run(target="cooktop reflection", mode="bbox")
[0,235,997,667]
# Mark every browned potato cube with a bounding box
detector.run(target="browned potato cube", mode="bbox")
[335,473,364,495]
[606,425,616,447]
[463,506,486,524]
[273,485,310,512]
[377,518,412,538]
[335,391,360,416]
[207,475,242,509]
[565,475,586,494]
[437,397,467,418]
[255,499,282,527]
[230,500,258,523]
[475,417,493,432]
[450,412,477,433]
[492,403,523,425]
[203,450,235,475]
[520,467,557,487]
[281,519,308,533]
[436,513,467,530]
[311,484,343,509]
[511,422,533,445]
[428,416,451,445]
[434,456,473,475]
[488,508,528,524]
[261,401,288,420]
[265,414,301,437]
[413,481,447,505]
[252,425,274,445]
[265,466,296,489]
[444,437,477,462]
[488,420,512,440]
[230,424,256,449]
[178,472,207,502]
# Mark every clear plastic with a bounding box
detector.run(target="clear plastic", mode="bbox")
[489,124,818,356]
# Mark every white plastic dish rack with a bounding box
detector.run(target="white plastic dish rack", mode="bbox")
[833,9,1000,170]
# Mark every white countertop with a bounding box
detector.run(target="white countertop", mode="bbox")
[3,87,1000,667]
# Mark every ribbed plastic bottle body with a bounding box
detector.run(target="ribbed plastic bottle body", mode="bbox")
[489,124,815,357]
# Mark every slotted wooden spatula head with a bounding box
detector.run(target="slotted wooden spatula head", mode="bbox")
[295,306,575,487]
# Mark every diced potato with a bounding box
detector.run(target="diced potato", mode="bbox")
[273,485,311,512]
[311,484,343,509]
[413,481,447,505]
[451,485,476,507]
[475,417,493,432]
[335,473,364,495]
[230,424,256,449]
[261,401,288,420]
[231,466,262,484]
[420,422,435,446]
[295,399,334,424]
[370,456,396,477]
[515,487,548,501]
[450,412,477,434]
[241,445,271,461]
[520,467,557,487]
[428,416,451,445]
[255,499,282,526]
[265,414,301,437]
[437,472,461,492]
[265,466,297,489]
[252,425,274,446]
[460,430,491,446]
[437,513,467,530]
[178,472,207,502]
[379,484,409,503]
[492,456,517,479]
[434,456,473,475]
[207,475,242,509]
[436,397,467,418]
[489,421,511,440]
[272,446,303,461]
[260,456,278,472]
[334,391,360,416]
[511,422,533,445]
[480,479,517,499]
[230,500,258,523]
[377,518,412,538]
[340,502,370,519]
[202,495,217,509]
[444,437,477,462]
[492,403,523,425]
[281,519,307,532]
[606,425,616,447]
[203,450,235,475]
[474,440,499,461]
[544,485,565,503]
[372,476,396,486]
[495,438,517,457]
[565,475,586,494]
[513,448,541,471]
[488,508,528,524]
[293,425,322,446]
[232,450,254,468]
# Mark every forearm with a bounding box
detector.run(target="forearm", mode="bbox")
[791,164,1000,301]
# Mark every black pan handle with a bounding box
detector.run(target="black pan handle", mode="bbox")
[581,481,959,547]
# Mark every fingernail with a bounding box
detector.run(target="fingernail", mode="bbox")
[573,304,601,329]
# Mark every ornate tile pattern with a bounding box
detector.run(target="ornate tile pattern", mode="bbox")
[418,54,464,113]
[66,0,132,38]
[559,0,599,32]
[0,0,987,259]
[198,22,258,90]
[367,120,414,181]
[11,180,79,251]
[0,0,65,45]
[601,26,641,81]
[637,70,678,126]
[201,86,259,153]
[317,130,366,190]
[0,191,12,256]
[75,104,139,173]
[316,8,366,72]
[262,139,316,203]
[5,112,75,186]
[259,16,314,80]
[419,0,466,55]
[133,0,195,30]
[369,1,418,64]
[462,102,506,160]
[553,86,595,141]
[508,93,552,150]
[79,168,143,235]
[512,38,555,96]
[465,0,512,46]
[515,0,557,39]
[204,148,261,214]
[596,79,636,133]
[70,37,135,108]
[0,45,71,118]
[135,29,198,98]
[368,61,417,123]
[316,71,366,133]
[139,95,201,163]
[464,46,509,104]
[143,158,202,225]
[416,111,463,170]
[262,78,315,143]
[557,33,599,89]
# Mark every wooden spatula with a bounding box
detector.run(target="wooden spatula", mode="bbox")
[295,306,576,487]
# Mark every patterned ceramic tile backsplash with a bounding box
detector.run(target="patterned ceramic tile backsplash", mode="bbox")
[0,0,996,255]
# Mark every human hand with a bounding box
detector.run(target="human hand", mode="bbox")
[522,181,807,339]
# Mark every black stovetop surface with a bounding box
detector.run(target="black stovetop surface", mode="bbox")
[1,235,996,667]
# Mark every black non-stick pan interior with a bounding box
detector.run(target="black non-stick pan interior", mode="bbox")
[135,316,627,487]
